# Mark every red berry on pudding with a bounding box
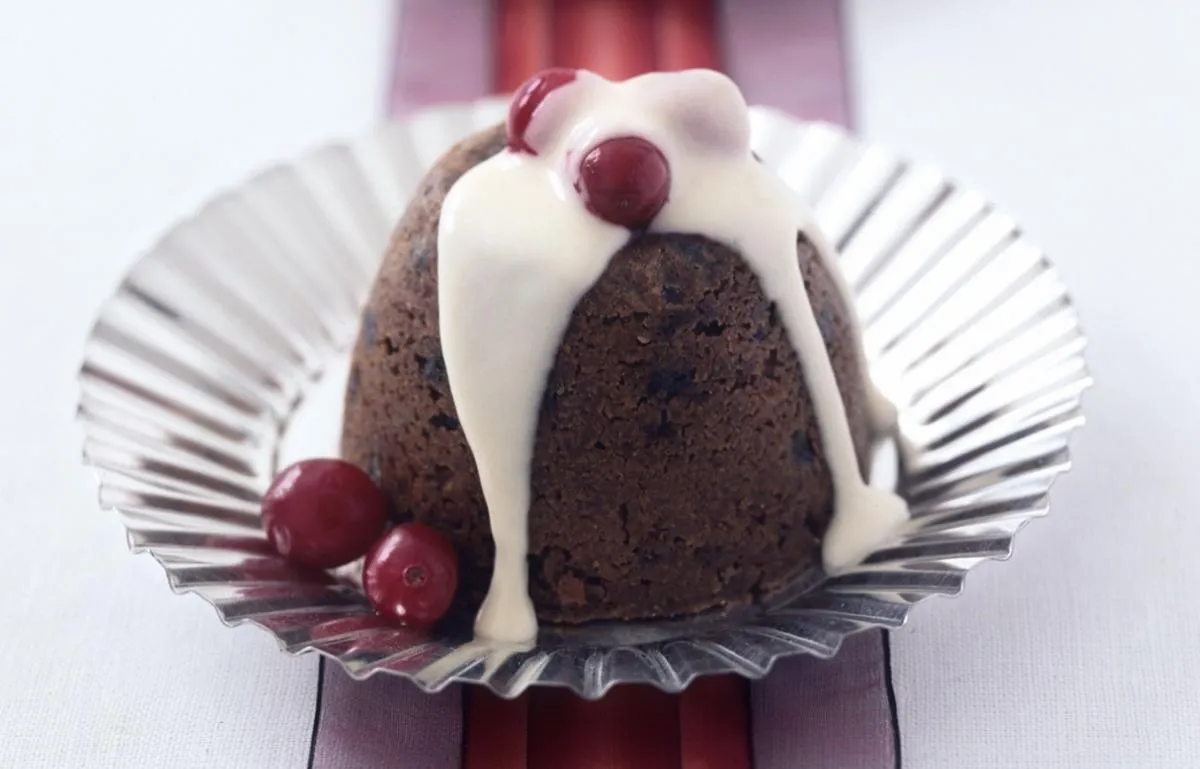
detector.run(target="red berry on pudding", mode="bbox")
[363,523,458,627]
[261,459,387,569]
[575,136,671,229]
[507,68,578,155]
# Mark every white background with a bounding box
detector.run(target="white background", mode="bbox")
[1,1,1197,766]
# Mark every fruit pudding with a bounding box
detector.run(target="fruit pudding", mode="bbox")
[258,68,907,643]
[334,68,909,644]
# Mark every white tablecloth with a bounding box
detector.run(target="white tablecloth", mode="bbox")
[2,1,1197,766]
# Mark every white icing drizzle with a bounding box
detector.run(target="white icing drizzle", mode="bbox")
[800,217,899,435]
[437,70,907,644]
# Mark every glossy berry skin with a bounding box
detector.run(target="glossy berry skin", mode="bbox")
[261,459,387,569]
[363,523,458,627]
[575,136,671,230]
[507,67,577,154]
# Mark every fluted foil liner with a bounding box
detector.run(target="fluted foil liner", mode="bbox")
[78,100,1090,699]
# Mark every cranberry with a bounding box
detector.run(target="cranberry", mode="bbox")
[261,459,387,569]
[363,523,458,627]
[507,68,577,154]
[574,136,671,229]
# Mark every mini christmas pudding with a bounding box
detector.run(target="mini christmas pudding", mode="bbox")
[79,62,1088,696]
[340,69,909,644]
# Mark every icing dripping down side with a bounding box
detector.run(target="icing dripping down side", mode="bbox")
[647,151,908,575]
[437,70,907,645]
[437,157,628,643]
[801,216,898,436]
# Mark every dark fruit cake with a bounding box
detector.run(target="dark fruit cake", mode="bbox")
[341,69,906,643]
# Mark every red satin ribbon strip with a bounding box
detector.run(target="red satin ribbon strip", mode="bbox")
[551,0,656,81]
[528,686,683,769]
[655,0,722,72]
[493,0,552,94]
[679,676,753,769]
[464,689,529,769]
